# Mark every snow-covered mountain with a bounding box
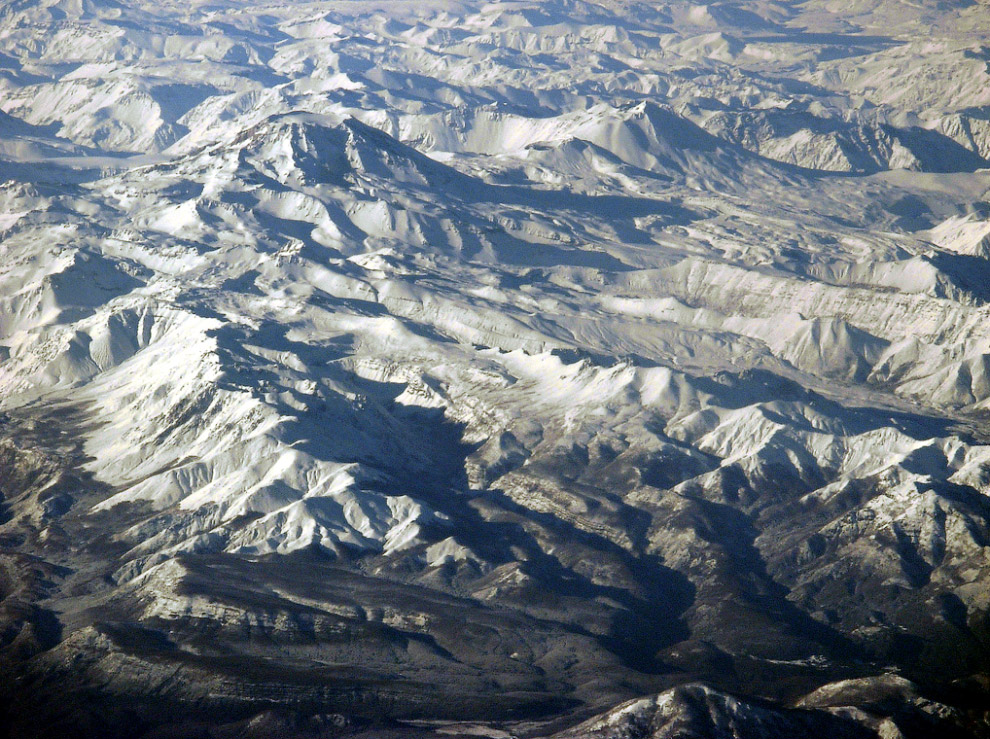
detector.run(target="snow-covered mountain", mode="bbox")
[1,1,989,737]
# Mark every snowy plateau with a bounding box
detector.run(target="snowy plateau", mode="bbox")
[1,0,990,736]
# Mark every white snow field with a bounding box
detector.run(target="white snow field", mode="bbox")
[1,0,990,737]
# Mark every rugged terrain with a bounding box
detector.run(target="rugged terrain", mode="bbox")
[1,0,990,737]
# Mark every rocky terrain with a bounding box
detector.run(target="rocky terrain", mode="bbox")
[1,0,990,737]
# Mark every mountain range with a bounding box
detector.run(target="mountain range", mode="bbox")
[1,0,990,737]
